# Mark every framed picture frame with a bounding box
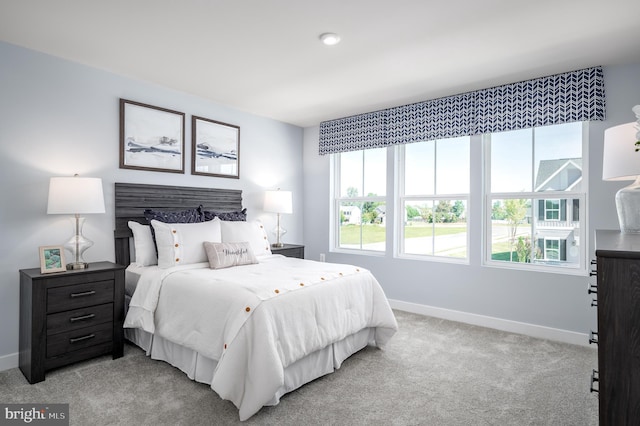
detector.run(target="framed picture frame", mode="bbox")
[120,99,185,173]
[192,115,240,179]
[39,245,66,274]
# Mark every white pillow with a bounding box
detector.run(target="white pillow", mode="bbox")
[128,221,158,266]
[204,241,258,269]
[220,220,272,257]
[151,218,222,268]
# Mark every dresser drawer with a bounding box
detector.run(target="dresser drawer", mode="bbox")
[46,322,113,358]
[47,303,113,336]
[47,280,114,313]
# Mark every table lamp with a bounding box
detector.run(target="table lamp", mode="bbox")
[602,119,640,233]
[263,189,292,247]
[47,175,106,269]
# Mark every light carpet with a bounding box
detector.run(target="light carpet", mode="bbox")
[0,310,598,425]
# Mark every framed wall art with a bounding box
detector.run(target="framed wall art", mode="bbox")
[120,99,185,173]
[39,245,66,274]
[192,115,240,179]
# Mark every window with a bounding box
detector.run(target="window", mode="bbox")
[485,122,586,271]
[398,136,470,260]
[543,238,562,260]
[544,199,560,221]
[334,148,386,252]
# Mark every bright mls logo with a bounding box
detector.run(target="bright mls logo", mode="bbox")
[0,404,68,425]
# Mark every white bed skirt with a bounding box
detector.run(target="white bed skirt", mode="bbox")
[124,326,375,409]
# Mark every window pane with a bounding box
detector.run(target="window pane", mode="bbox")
[534,122,583,192]
[436,137,470,194]
[364,148,386,196]
[404,141,434,196]
[403,200,467,258]
[490,197,581,267]
[404,201,433,255]
[489,198,532,263]
[338,201,385,251]
[340,150,363,197]
[433,200,467,258]
[490,129,532,192]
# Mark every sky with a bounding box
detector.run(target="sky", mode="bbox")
[339,122,583,197]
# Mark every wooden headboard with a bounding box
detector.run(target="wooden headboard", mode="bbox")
[114,182,243,266]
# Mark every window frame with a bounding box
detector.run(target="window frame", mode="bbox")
[396,139,470,264]
[331,149,387,255]
[482,122,588,275]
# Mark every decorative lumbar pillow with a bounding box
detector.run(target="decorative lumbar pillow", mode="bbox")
[220,219,272,257]
[128,221,158,266]
[151,218,222,268]
[204,241,258,269]
[203,208,247,222]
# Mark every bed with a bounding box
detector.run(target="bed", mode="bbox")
[114,182,398,421]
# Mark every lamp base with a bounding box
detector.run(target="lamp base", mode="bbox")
[66,262,89,270]
[271,242,284,248]
[615,176,640,234]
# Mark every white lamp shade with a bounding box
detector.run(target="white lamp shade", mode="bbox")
[603,122,640,181]
[264,190,292,214]
[47,177,106,214]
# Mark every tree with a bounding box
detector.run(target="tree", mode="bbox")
[405,205,420,220]
[434,200,456,223]
[452,201,465,221]
[504,199,528,261]
[492,200,506,220]
[516,236,531,263]
[362,193,380,224]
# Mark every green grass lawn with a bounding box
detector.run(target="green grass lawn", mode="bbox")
[339,223,523,262]
[339,223,467,245]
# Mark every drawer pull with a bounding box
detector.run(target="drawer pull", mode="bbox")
[587,284,597,295]
[70,290,96,298]
[69,334,96,344]
[589,330,598,345]
[69,313,96,323]
[591,298,597,307]
[590,369,599,394]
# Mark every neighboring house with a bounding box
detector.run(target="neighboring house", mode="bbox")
[533,158,582,264]
[374,205,386,225]
[340,205,361,225]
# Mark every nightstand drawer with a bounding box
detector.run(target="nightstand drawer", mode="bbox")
[47,303,113,336]
[46,322,113,358]
[47,280,114,313]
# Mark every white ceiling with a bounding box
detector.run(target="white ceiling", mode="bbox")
[1,0,638,128]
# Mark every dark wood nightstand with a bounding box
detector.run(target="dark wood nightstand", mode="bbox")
[19,261,125,384]
[271,244,305,259]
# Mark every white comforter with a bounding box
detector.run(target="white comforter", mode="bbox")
[124,255,398,420]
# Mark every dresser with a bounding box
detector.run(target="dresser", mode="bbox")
[19,261,125,384]
[593,230,640,425]
[271,244,305,259]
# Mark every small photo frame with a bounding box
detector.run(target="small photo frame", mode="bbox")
[39,245,66,274]
[120,99,186,173]
[192,115,240,179]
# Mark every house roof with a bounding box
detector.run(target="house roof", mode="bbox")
[0,1,638,127]
[535,158,582,192]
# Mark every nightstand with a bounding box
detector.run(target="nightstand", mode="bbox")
[271,244,305,259]
[19,261,125,384]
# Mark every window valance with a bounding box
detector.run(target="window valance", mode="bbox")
[319,66,605,155]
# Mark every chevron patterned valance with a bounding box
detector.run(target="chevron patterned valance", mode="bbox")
[319,66,605,155]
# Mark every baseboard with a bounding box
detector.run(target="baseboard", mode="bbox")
[0,352,19,372]
[389,299,590,347]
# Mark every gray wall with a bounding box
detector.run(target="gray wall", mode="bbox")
[0,41,304,364]
[303,62,640,337]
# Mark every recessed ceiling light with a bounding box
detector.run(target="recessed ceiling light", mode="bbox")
[319,33,341,46]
